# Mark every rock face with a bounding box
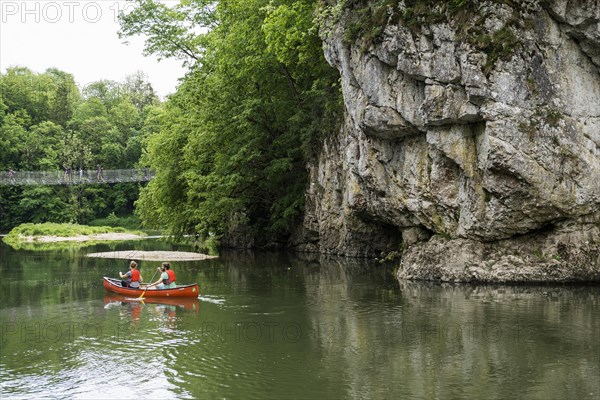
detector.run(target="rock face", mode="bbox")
[295,0,600,282]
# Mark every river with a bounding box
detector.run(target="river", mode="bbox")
[0,239,598,399]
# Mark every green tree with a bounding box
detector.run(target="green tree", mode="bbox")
[0,96,7,126]
[0,113,27,169]
[118,0,215,65]
[109,99,141,144]
[26,121,63,170]
[122,0,342,243]
[81,80,122,108]
[18,186,71,223]
[123,71,160,111]
[0,67,54,126]
[46,68,80,127]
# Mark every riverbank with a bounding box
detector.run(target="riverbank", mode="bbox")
[2,223,146,249]
[18,232,145,243]
[1,223,215,260]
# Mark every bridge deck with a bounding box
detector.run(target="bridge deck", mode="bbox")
[0,169,154,186]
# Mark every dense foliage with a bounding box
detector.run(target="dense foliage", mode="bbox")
[120,0,342,244]
[0,68,158,232]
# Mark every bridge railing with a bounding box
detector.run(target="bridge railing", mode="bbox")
[0,169,155,186]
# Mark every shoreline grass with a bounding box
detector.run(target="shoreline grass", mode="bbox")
[2,222,146,250]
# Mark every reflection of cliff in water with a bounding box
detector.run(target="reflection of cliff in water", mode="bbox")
[197,250,396,296]
[302,262,599,399]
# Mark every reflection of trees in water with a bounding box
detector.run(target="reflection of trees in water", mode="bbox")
[2,246,598,398]
[297,256,401,399]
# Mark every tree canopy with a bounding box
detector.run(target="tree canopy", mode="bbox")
[0,67,159,232]
[119,0,342,244]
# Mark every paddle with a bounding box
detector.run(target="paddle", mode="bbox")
[138,267,160,299]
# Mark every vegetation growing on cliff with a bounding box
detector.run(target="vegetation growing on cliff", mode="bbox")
[321,0,522,73]
[119,0,342,243]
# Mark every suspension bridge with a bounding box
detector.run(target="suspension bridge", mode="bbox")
[0,169,155,186]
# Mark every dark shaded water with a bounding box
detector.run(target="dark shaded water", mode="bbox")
[0,240,598,399]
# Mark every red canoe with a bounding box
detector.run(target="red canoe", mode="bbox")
[103,277,199,298]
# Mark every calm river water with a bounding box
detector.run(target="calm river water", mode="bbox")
[0,239,598,399]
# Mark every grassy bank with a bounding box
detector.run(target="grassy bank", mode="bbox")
[2,222,145,250]
[6,222,131,237]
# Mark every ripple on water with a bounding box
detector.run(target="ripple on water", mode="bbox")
[1,375,55,399]
[56,346,186,399]
[198,295,226,305]
[175,347,278,396]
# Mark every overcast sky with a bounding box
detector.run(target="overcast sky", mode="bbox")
[0,0,186,98]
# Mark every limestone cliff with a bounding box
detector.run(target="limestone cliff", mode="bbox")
[295,0,600,282]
